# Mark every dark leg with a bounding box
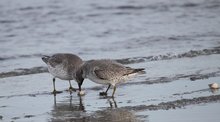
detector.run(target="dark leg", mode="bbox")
[108,97,118,108]
[68,80,76,92]
[112,97,117,108]
[112,86,117,97]
[78,82,81,92]
[100,84,111,96]
[105,84,111,93]
[52,78,62,95]
[52,78,56,94]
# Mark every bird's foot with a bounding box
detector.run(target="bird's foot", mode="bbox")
[99,92,107,96]
[52,90,63,95]
[69,87,77,92]
[77,90,86,96]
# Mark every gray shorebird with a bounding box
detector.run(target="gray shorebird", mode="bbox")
[42,53,84,95]
[76,59,145,97]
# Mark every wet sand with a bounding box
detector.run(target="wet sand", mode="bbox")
[1,54,220,122]
[1,0,220,121]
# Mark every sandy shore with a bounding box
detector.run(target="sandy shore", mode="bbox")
[1,0,220,121]
[1,53,220,121]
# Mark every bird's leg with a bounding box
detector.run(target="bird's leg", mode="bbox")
[52,78,62,95]
[100,84,111,96]
[112,85,117,97]
[68,80,76,92]
[105,84,111,93]
[52,78,57,94]
[112,97,117,108]
[108,97,118,108]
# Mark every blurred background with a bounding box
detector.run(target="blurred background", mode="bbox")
[1,0,220,72]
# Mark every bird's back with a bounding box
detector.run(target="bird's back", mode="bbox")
[42,53,83,80]
[82,59,143,81]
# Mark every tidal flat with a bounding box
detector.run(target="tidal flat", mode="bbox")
[1,0,220,121]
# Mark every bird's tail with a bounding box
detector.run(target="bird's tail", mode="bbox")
[41,55,50,63]
[125,68,146,75]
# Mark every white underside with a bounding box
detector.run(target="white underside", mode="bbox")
[48,65,74,80]
[86,73,138,86]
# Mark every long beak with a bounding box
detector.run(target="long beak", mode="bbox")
[76,68,84,91]
[78,78,84,91]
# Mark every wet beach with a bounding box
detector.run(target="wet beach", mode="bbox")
[1,0,220,121]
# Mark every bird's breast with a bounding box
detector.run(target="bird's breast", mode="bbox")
[48,65,73,80]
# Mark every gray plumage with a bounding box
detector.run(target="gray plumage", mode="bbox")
[42,53,84,94]
[77,59,145,97]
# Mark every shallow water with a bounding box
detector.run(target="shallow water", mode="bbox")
[1,0,220,121]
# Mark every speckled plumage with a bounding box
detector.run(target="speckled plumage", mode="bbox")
[78,59,145,97]
[43,53,83,80]
[42,53,84,94]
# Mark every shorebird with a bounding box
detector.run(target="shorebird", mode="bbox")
[76,59,145,97]
[42,53,84,95]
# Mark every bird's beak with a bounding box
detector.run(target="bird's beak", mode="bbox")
[76,69,84,91]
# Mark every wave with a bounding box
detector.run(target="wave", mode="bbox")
[123,68,220,86]
[0,67,48,78]
[0,47,219,63]
[116,47,220,64]
[94,1,219,11]
[0,47,220,78]
[0,53,44,61]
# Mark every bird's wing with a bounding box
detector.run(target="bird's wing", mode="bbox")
[94,69,109,80]
[93,63,127,80]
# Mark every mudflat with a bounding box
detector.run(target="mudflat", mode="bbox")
[1,0,220,121]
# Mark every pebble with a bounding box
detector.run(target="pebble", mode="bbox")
[78,90,86,96]
[209,83,219,89]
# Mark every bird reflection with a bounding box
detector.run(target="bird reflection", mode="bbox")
[51,95,85,122]
[53,94,85,111]
[89,97,143,122]
[210,88,219,94]
[107,97,118,108]
[50,95,145,122]
[88,108,140,122]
